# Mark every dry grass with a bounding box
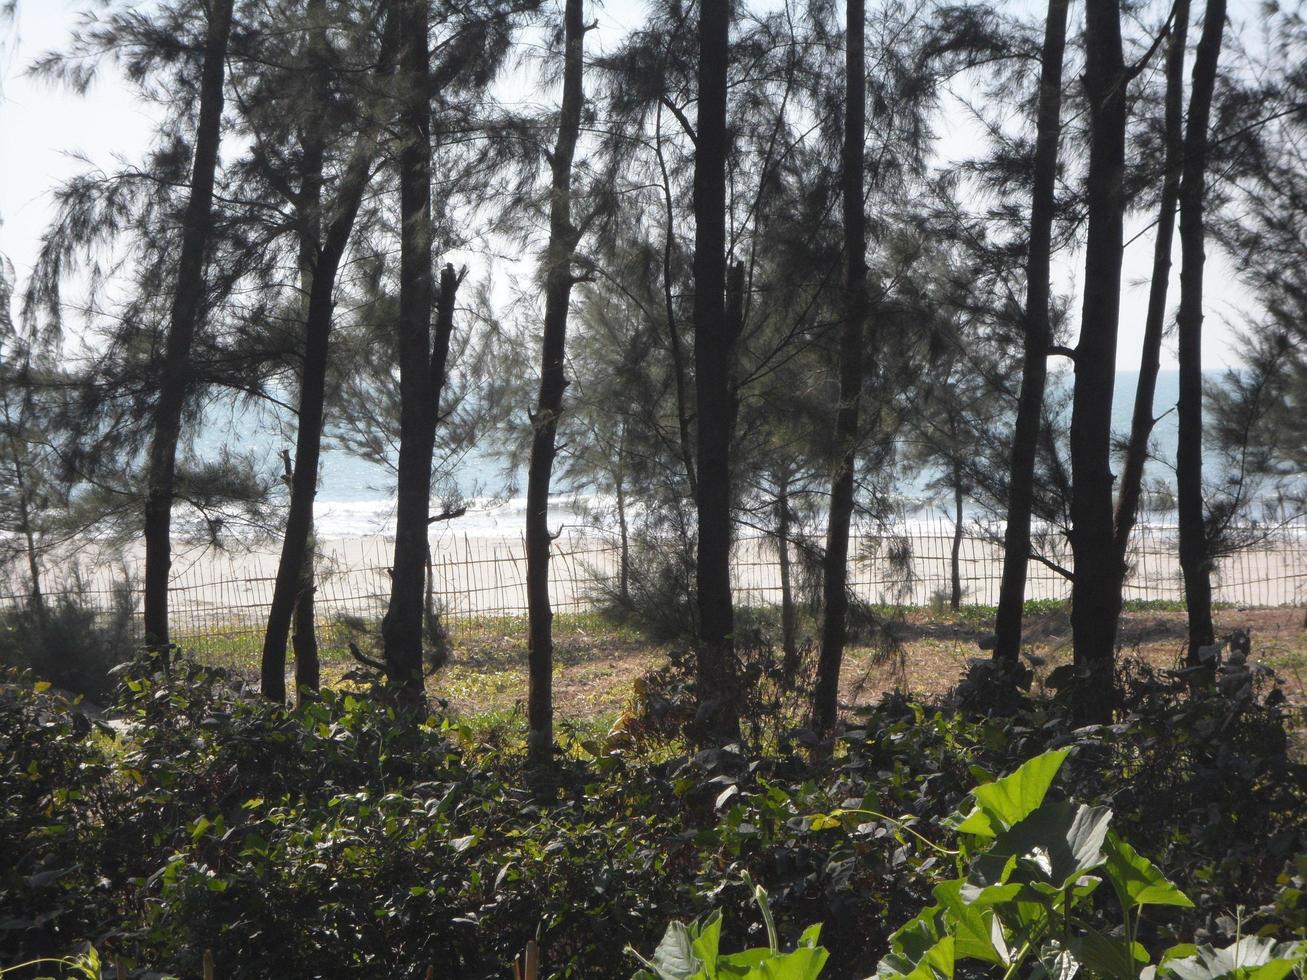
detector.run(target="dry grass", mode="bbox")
[416,605,1307,722]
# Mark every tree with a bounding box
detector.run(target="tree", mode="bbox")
[1175,0,1228,666]
[257,0,392,703]
[141,0,235,651]
[992,0,1070,666]
[1114,0,1191,571]
[810,0,870,741]
[380,0,438,703]
[1068,0,1128,720]
[525,0,588,766]
[692,0,739,740]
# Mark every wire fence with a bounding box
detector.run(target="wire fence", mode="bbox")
[3,515,1305,664]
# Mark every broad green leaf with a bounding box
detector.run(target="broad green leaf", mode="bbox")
[1032,943,1080,980]
[1070,925,1148,980]
[878,936,955,979]
[1159,937,1307,980]
[1104,833,1194,910]
[718,946,828,979]
[691,911,723,979]
[932,880,1006,966]
[989,802,1112,888]
[639,920,704,980]
[970,749,1069,831]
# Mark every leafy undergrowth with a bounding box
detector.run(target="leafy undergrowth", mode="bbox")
[2,655,1305,978]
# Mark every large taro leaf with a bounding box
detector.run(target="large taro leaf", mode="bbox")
[1103,833,1193,911]
[878,906,948,977]
[716,945,829,979]
[1157,937,1307,980]
[933,879,1014,966]
[633,918,708,980]
[877,936,955,979]
[983,802,1112,890]
[1069,924,1148,979]
[954,749,1070,838]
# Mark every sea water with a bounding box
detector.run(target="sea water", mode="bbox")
[196,369,1243,540]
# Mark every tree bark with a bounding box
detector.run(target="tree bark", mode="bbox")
[992,0,1069,664]
[951,470,964,612]
[656,110,697,496]
[811,0,868,741]
[259,151,372,702]
[525,0,586,768]
[381,0,436,705]
[776,477,798,673]
[1177,0,1227,665]
[262,0,377,701]
[1069,0,1129,723]
[616,424,631,607]
[693,0,740,741]
[141,0,235,651]
[1115,0,1191,569]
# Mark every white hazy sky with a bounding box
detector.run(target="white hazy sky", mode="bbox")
[0,1,1263,369]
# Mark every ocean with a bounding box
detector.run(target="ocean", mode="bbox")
[199,368,1220,539]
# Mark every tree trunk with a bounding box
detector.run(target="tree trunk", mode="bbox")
[656,110,697,496]
[1115,0,1191,569]
[615,424,631,607]
[693,0,740,742]
[7,435,45,627]
[951,470,964,611]
[292,537,318,701]
[1177,0,1227,665]
[992,0,1069,664]
[141,0,234,651]
[525,0,586,768]
[776,477,798,674]
[381,0,436,705]
[811,0,868,741]
[260,151,373,702]
[1069,0,1129,723]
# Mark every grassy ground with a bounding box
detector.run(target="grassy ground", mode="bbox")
[176,601,1307,727]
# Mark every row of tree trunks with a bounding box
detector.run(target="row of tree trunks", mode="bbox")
[1114,0,1192,570]
[141,0,235,651]
[1068,0,1129,723]
[1176,0,1228,665]
[525,0,587,768]
[692,0,740,741]
[810,0,869,742]
[992,0,1069,666]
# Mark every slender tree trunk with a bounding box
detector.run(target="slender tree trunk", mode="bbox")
[992,0,1069,664]
[1177,0,1227,665]
[525,0,586,768]
[776,477,798,673]
[1115,0,1191,570]
[656,112,697,496]
[7,437,45,625]
[693,0,740,741]
[811,0,868,740]
[141,0,235,651]
[260,151,373,702]
[615,425,631,607]
[1069,0,1129,722]
[951,470,964,611]
[292,528,318,700]
[381,0,436,704]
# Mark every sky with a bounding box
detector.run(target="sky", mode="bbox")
[0,1,1265,370]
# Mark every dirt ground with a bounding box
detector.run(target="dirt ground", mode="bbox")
[426,607,1307,723]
